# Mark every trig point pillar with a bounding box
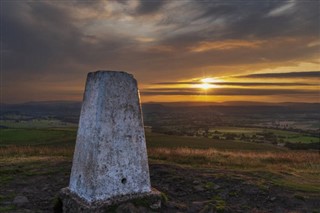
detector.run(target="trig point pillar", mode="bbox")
[57,71,161,212]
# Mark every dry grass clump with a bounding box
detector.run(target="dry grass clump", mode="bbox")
[0,145,74,157]
[1,145,319,172]
[148,147,320,171]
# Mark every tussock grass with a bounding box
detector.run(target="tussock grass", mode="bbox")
[148,147,320,170]
[1,146,319,171]
[1,145,319,192]
[148,147,320,192]
[0,145,74,158]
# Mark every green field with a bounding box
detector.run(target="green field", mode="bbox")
[0,128,288,153]
[146,132,286,152]
[213,127,262,134]
[0,119,76,129]
[0,129,76,146]
[211,126,318,144]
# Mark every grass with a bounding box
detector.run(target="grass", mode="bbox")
[0,119,76,129]
[269,129,319,143]
[0,146,74,157]
[212,126,319,144]
[148,147,320,193]
[0,129,76,146]
[146,133,286,152]
[0,155,70,188]
[0,129,286,152]
[148,147,319,170]
[213,127,262,134]
[1,144,319,193]
[0,205,16,212]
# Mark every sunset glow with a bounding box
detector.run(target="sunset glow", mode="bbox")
[193,78,220,90]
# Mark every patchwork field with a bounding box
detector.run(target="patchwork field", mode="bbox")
[211,126,319,144]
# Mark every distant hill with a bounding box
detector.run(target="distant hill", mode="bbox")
[0,101,82,123]
[145,101,320,107]
[1,101,319,123]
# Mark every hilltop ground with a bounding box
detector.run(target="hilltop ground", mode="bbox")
[0,132,319,212]
[0,157,319,213]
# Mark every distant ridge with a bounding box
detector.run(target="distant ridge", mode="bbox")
[0,100,81,106]
[1,101,319,124]
[143,101,320,107]
[1,100,319,107]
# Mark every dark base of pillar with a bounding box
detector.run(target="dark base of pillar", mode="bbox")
[55,187,162,213]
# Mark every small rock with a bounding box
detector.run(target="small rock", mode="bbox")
[214,185,221,190]
[246,188,259,195]
[270,197,276,202]
[13,195,29,207]
[193,180,200,184]
[150,200,161,210]
[22,187,33,193]
[192,200,212,206]
[194,185,205,192]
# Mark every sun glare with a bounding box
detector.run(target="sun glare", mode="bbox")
[196,77,220,90]
[199,82,211,90]
[201,78,214,83]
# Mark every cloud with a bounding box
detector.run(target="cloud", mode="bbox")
[189,40,265,52]
[1,0,320,103]
[141,88,319,96]
[267,1,296,17]
[237,71,320,79]
[136,0,167,15]
[153,82,316,87]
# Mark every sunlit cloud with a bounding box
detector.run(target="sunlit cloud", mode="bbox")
[141,88,318,96]
[190,40,265,52]
[153,82,316,87]
[236,71,320,79]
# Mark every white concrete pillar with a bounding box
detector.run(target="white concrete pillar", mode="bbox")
[69,71,151,202]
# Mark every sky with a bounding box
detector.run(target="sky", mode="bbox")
[1,0,319,103]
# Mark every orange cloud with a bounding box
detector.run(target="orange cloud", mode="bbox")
[190,40,265,52]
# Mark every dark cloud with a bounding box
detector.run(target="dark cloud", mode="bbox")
[142,88,319,96]
[237,71,320,79]
[136,0,167,15]
[2,1,132,81]
[153,82,316,86]
[2,2,80,73]
[158,0,320,53]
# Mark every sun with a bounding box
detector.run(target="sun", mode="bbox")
[191,77,222,90]
[198,78,216,90]
[199,82,211,90]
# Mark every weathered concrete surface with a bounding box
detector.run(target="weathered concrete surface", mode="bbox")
[57,187,162,213]
[69,71,151,202]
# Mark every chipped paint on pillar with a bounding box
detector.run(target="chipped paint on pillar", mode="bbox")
[69,71,151,202]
